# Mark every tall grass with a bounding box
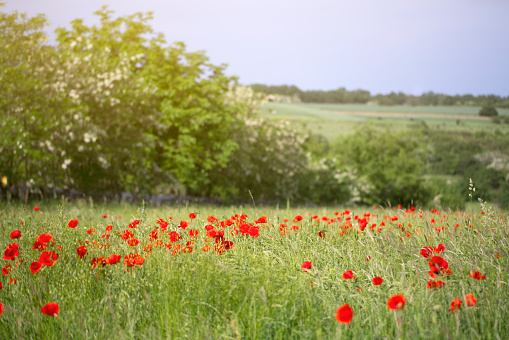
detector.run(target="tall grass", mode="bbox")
[0,202,507,339]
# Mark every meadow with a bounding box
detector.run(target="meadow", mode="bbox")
[261,103,509,140]
[0,199,507,339]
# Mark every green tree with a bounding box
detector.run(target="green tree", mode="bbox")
[479,105,498,117]
[334,126,431,206]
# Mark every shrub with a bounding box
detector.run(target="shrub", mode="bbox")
[479,105,498,117]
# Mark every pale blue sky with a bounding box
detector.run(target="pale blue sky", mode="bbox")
[4,0,509,96]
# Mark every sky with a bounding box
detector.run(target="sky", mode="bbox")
[3,0,509,96]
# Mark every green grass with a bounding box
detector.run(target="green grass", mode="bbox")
[261,103,509,140]
[0,201,508,339]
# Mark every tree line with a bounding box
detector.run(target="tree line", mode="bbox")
[251,84,509,107]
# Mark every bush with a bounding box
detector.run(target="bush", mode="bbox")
[479,105,499,117]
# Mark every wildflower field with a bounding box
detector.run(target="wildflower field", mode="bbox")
[0,201,507,339]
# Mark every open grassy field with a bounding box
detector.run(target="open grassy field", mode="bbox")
[0,202,507,339]
[261,103,509,140]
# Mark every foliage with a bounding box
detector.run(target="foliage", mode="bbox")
[479,105,499,117]
[334,126,431,206]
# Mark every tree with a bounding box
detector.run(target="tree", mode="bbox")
[479,105,498,117]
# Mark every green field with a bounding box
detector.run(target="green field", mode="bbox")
[261,103,509,140]
[0,202,507,339]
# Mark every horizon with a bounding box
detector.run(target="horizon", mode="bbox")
[3,0,509,97]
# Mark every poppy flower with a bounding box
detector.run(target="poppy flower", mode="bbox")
[469,271,486,280]
[127,238,139,247]
[76,246,87,259]
[464,294,477,307]
[8,278,16,285]
[0,301,3,315]
[105,254,121,265]
[30,261,43,274]
[86,228,95,235]
[301,261,312,272]
[207,215,218,223]
[188,229,199,237]
[434,243,445,254]
[420,247,433,258]
[41,302,59,316]
[34,206,40,211]
[39,251,58,266]
[102,215,107,219]
[2,265,12,276]
[372,277,383,285]
[449,298,462,312]
[178,221,189,230]
[255,216,267,224]
[3,243,20,261]
[106,225,113,232]
[387,294,406,310]
[335,304,353,324]
[37,233,53,244]
[9,230,21,240]
[342,270,355,280]
[318,231,326,238]
[189,213,197,219]
[293,215,303,223]
[247,226,260,238]
[68,219,79,228]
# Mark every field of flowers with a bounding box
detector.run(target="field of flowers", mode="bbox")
[0,201,507,339]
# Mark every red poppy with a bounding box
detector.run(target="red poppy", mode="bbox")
[34,206,40,211]
[39,251,58,266]
[128,220,140,228]
[41,302,59,316]
[9,230,21,240]
[342,270,355,280]
[207,215,218,223]
[222,240,234,250]
[255,216,267,224]
[105,254,121,265]
[365,256,372,262]
[68,219,79,228]
[76,246,87,259]
[37,233,53,244]
[106,225,113,232]
[247,226,260,238]
[318,231,326,238]
[469,271,486,280]
[372,277,383,285]
[420,247,433,258]
[189,213,197,219]
[293,215,303,222]
[2,265,12,276]
[86,228,95,235]
[103,215,107,219]
[3,243,19,261]
[0,301,3,315]
[30,261,43,274]
[387,294,406,310]
[335,304,353,324]
[188,229,199,237]
[301,261,312,272]
[434,243,445,254]
[178,221,189,230]
[464,294,477,307]
[8,278,16,285]
[449,298,462,312]
[127,238,139,247]
[169,231,181,243]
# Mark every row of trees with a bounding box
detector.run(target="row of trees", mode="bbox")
[251,84,509,107]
